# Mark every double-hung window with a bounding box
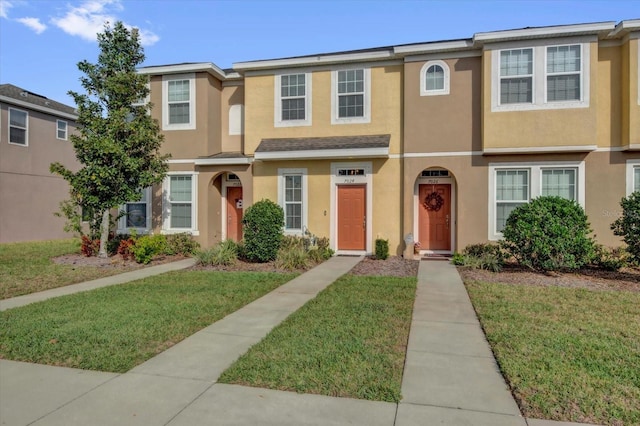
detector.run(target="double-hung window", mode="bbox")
[9,108,28,146]
[275,73,310,127]
[162,74,195,130]
[57,120,67,140]
[163,174,198,234]
[626,160,640,196]
[278,168,307,235]
[118,188,151,233]
[490,163,584,239]
[546,45,581,102]
[332,68,370,124]
[499,49,533,104]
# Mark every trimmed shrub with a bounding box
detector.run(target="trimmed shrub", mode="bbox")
[501,196,596,271]
[592,245,628,271]
[242,199,284,263]
[275,246,309,270]
[611,192,640,264]
[165,233,200,255]
[375,238,389,260]
[131,234,168,264]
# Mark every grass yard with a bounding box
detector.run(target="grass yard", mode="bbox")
[0,271,296,372]
[465,281,640,426]
[218,274,416,402]
[0,239,132,299]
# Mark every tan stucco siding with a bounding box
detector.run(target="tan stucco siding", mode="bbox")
[482,42,599,151]
[625,38,640,147]
[404,57,482,153]
[244,64,403,155]
[221,84,244,153]
[371,158,403,253]
[597,45,623,148]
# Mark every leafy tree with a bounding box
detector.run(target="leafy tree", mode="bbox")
[242,199,284,262]
[51,22,168,257]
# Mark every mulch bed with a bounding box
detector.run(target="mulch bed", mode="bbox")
[52,253,187,270]
[459,263,640,293]
[349,256,419,278]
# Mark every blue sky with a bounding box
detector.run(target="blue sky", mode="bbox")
[1,0,638,106]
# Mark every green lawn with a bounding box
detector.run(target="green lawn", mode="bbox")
[0,271,296,372]
[218,275,417,402]
[0,239,136,299]
[465,281,640,426]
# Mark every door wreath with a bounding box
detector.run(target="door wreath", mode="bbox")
[423,191,444,211]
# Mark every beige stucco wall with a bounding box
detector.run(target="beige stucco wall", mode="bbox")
[244,64,403,155]
[481,41,599,150]
[221,83,244,153]
[623,37,640,147]
[404,57,482,153]
[597,45,623,148]
[0,104,79,242]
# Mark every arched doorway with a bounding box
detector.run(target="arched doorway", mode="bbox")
[221,172,244,241]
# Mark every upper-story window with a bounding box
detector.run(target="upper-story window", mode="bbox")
[162,73,196,130]
[56,120,67,140]
[420,60,450,96]
[499,48,533,104]
[492,42,589,111]
[9,108,28,146]
[275,73,311,127]
[332,68,371,124]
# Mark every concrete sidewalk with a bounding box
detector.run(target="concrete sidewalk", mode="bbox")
[0,258,599,426]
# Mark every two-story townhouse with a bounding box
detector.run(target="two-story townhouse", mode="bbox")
[0,84,79,243]
[133,63,249,245]
[234,48,404,255]
[137,19,639,255]
[397,20,640,256]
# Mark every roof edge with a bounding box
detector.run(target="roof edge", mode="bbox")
[474,21,616,44]
[0,95,78,120]
[138,62,232,80]
[234,49,394,71]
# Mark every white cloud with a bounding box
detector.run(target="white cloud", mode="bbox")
[0,0,13,19]
[51,0,159,46]
[16,16,46,34]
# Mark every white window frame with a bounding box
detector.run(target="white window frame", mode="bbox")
[56,120,68,140]
[626,159,640,196]
[162,73,196,131]
[545,44,583,103]
[8,107,28,146]
[331,67,371,125]
[118,187,152,234]
[277,168,308,235]
[498,48,534,105]
[491,39,590,112]
[274,72,311,127]
[488,161,585,240]
[162,172,199,235]
[420,60,450,96]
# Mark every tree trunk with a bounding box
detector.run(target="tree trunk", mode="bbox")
[98,209,110,258]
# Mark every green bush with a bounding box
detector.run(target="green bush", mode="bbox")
[611,192,640,264]
[451,252,502,272]
[501,196,595,271]
[165,233,200,255]
[242,199,284,263]
[131,234,168,264]
[375,239,389,260]
[107,233,131,256]
[276,246,309,270]
[463,243,504,261]
[195,240,238,266]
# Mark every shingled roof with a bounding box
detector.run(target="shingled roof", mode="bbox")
[0,84,77,118]
[255,134,390,160]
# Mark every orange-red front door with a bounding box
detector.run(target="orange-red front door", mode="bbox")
[418,184,451,251]
[338,185,366,250]
[226,186,243,241]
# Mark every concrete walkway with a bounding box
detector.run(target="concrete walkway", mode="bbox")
[0,258,599,426]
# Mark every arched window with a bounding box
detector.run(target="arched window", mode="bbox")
[420,60,450,96]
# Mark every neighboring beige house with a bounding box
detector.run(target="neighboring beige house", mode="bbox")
[134,19,639,255]
[0,84,79,243]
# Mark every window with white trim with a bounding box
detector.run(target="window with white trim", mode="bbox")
[492,42,589,111]
[118,187,151,233]
[162,74,196,130]
[163,174,198,233]
[490,163,584,239]
[9,108,28,146]
[332,68,371,124]
[635,167,640,193]
[625,160,640,196]
[275,73,310,127]
[500,49,533,104]
[278,168,308,235]
[56,120,67,140]
[420,60,450,96]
